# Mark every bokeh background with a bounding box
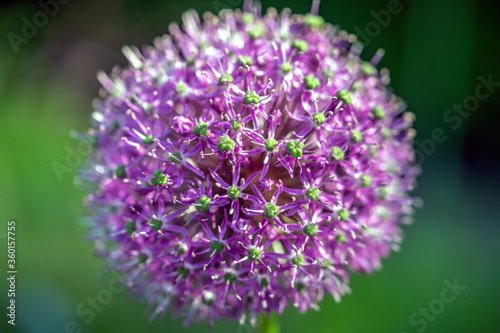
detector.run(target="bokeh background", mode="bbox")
[1,0,499,332]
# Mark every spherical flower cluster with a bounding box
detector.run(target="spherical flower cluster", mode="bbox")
[82,0,418,326]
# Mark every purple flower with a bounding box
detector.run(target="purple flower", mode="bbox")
[82,0,419,326]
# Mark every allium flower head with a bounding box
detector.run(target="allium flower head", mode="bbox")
[83,0,419,326]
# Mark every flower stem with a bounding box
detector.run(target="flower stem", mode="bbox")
[259,313,280,333]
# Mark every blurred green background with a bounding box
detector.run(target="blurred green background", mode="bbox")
[1,0,499,332]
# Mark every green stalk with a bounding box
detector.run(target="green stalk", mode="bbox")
[259,313,280,333]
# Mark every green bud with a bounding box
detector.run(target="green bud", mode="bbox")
[227,186,241,200]
[248,247,262,260]
[346,59,356,73]
[186,57,195,66]
[193,122,209,136]
[231,119,241,131]
[108,121,118,133]
[150,169,167,186]
[210,240,224,253]
[336,233,347,242]
[285,139,304,158]
[264,202,279,219]
[305,187,320,201]
[361,175,371,187]
[169,152,181,164]
[281,62,292,74]
[242,13,254,24]
[178,266,189,278]
[247,27,264,39]
[372,106,386,120]
[150,177,159,186]
[149,218,162,231]
[238,56,252,66]
[322,259,332,269]
[218,73,233,86]
[292,39,308,52]
[195,195,211,213]
[304,14,325,29]
[338,209,349,221]
[243,90,260,105]
[312,112,326,125]
[376,187,388,199]
[381,127,392,139]
[331,146,345,161]
[292,254,304,266]
[352,81,361,91]
[125,220,135,235]
[142,134,153,145]
[116,164,126,178]
[157,173,167,185]
[264,138,277,152]
[361,62,377,76]
[176,81,187,94]
[217,135,236,152]
[322,68,333,78]
[224,272,236,283]
[303,224,319,237]
[143,103,152,114]
[336,90,352,105]
[138,255,148,264]
[174,243,187,255]
[304,75,320,90]
[351,130,363,143]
